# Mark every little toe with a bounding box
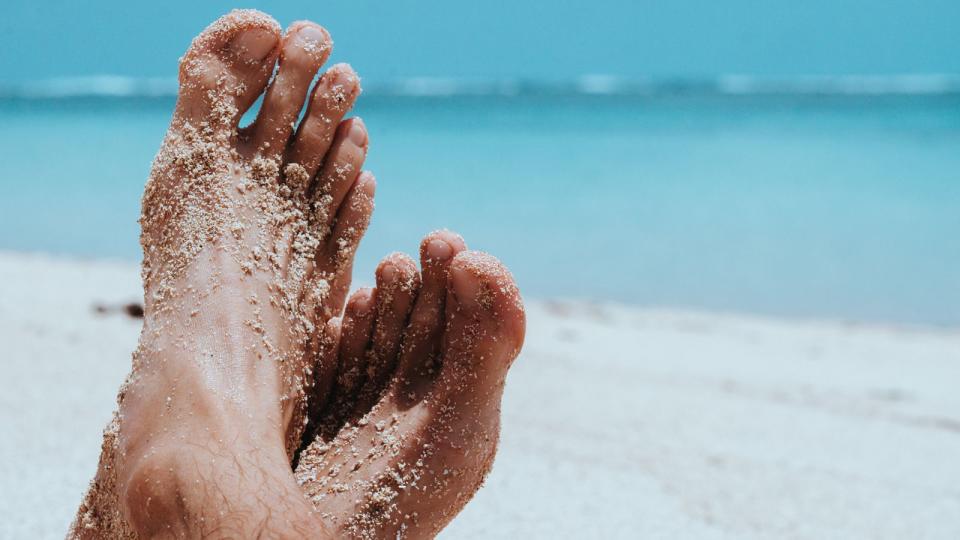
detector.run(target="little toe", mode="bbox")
[306,316,342,421]
[318,169,376,265]
[175,10,281,130]
[390,231,467,405]
[306,117,368,235]
[311,287,376,440]
[244,22,332,158]
[335,288,377,395]
[285,65,362,180]
[302,171,376,321]
[353,253,421,413]
[435,251,526,405]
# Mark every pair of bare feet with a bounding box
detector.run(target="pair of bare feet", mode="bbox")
[70,10,525,539]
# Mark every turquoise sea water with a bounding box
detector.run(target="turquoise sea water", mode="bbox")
[1,93,958,325]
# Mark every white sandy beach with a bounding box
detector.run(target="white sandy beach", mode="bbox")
[2,251,959,539]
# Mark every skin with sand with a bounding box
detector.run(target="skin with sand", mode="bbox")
[69,9,525,539]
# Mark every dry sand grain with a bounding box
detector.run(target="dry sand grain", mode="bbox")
[2,252,959,539]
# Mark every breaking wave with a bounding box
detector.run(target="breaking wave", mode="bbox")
[3,74,959,99]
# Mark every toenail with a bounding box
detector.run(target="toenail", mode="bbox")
[381,263,398,282]
[358,172,377,195]
[451,266,482,307]
[426,239,453,261]
[348,288,375,313]
[329,64,357,84]
[292,25,328,55]
[230,28,278,61]
[348,119,367,146]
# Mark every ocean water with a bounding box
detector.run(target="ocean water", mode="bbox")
[1,92,958,325]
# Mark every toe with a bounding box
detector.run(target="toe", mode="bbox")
[301,171,376,320]
[297,314,343,455]
[435,251,526,404]
[305,316,342,424]
[285,65,362,179]
[313,287,376,438]
[354,253,421,412]
[335,288,377,396]
[306,117,368,236]
[288,313,342,458]
[175,10,281,130]
[244,22,332,158]
[318,170,377,273]
[390,231,467,405]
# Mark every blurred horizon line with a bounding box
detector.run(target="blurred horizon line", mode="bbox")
[3,73,960,100]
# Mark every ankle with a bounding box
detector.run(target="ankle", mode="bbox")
[120,446,192,537]
[120,437,321,537]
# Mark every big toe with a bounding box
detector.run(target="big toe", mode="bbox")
[175,10,281,129]
[438,251,525,400]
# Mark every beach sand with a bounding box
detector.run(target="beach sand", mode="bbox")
[2,251,959,539]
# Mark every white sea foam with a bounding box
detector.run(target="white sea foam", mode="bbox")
[577,74,625,95]
[370,77,521,97]
[718,74,960,95]
[1,75,178,98]
[3,74,959,99]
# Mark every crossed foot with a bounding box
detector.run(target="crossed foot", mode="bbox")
[71,10,524,539]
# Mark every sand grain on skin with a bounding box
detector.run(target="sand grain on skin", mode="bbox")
[70,10,362,537]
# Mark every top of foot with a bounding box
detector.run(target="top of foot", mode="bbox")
[73,10,377,537]
[135,7,374,457]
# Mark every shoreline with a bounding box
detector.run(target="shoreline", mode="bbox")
[4,249,957,333]
[3,251,960,538]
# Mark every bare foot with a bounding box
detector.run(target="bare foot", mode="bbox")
[295,231,526,539]
[72,10,372,537]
